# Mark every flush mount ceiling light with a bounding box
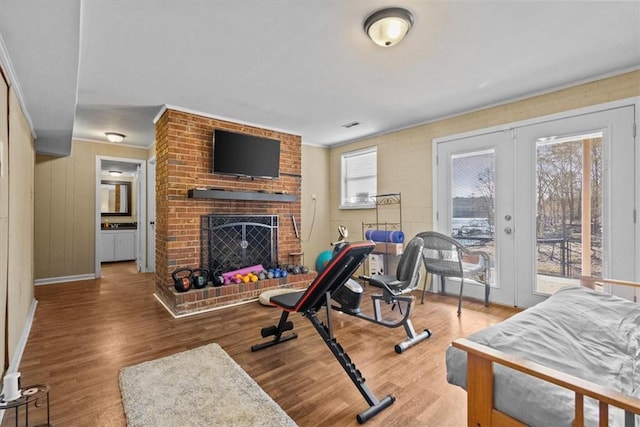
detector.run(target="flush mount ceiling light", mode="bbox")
[105,132,126,143]
[109,170,123,177]
[364,7,414,47]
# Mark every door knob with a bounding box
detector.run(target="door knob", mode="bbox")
[504,227,512,234]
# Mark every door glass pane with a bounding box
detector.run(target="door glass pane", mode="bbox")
[535,132,603,294]
[451,150,496,285]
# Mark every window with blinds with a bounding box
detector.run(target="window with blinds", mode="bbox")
[340,147,377,209]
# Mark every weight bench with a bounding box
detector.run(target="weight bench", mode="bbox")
[251,240,395,424]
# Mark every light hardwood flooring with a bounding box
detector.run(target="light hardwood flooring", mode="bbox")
[4,262,519,426]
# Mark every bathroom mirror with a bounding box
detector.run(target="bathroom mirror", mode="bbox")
[101,180,131,216]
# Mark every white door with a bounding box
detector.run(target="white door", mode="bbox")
[436,105,636,309]
[147,157,156,272]
[116,232,136,261]
[101,232,115,262]
[136,165,144,271]
[515,106,636,306]
[436,130,516,307]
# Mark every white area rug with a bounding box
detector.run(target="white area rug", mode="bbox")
[119,343,297,427]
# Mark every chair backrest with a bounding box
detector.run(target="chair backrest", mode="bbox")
[395,236,424,289]
[294,240,375,313]
[415,231,464,278]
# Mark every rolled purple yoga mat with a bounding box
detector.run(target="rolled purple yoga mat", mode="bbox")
[364,229,404,243]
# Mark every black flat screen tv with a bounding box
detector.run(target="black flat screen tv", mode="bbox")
[212,129,280,179]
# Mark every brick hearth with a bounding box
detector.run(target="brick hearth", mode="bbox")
[155,272,315,317]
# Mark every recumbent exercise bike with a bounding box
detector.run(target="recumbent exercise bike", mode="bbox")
[329,226,432,354]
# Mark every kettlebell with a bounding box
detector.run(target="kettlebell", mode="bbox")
[172,267,193,293]
[301,265,309,274]
[211,270,224,287]
[192,268,209,289]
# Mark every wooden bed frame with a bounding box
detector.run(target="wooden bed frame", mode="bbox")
[452,278,640,427]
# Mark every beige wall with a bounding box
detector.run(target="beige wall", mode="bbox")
[328,71,640,242]
[301,145,331,266]
[6,87,35,370]
[0,70,8,372]
[147,143,155,160]
[34,140,148,280]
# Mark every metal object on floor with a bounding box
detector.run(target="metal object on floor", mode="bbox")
[0,384,50,427]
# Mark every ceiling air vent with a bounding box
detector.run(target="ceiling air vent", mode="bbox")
[341,121,360,129]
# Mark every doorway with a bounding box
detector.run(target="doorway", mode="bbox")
[435,104,636,308]
[95,156,148,278]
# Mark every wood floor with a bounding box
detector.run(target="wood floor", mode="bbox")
[4,262,519,427]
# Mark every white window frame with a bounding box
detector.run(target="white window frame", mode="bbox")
[340,146,377,209]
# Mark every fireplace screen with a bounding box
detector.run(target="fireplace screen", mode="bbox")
[201,215,278,274]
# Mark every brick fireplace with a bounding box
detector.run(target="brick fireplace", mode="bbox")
[153,108,312,316]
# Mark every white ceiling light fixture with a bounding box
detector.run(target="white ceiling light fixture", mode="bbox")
[109,170,123,177]
[105,132,126,143]
[364,7,414,47]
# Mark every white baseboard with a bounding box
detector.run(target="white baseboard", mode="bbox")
[153,293,256,318]
[0,298,38,423]
[7,298,37,372]
[35,273,95,286]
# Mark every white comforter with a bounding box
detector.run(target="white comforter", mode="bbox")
[446,285,640,427]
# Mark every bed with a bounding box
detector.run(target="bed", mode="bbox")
[446,281,640,427]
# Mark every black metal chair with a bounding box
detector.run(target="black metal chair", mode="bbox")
[416,231,490,316]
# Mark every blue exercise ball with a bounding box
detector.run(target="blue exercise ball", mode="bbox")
[316,250,333,272]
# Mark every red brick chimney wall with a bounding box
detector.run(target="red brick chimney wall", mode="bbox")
[154,108,303,313]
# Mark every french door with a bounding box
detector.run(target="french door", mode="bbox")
[436,130,515,307]
[515,106,636,306]
[436,105,636,308]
